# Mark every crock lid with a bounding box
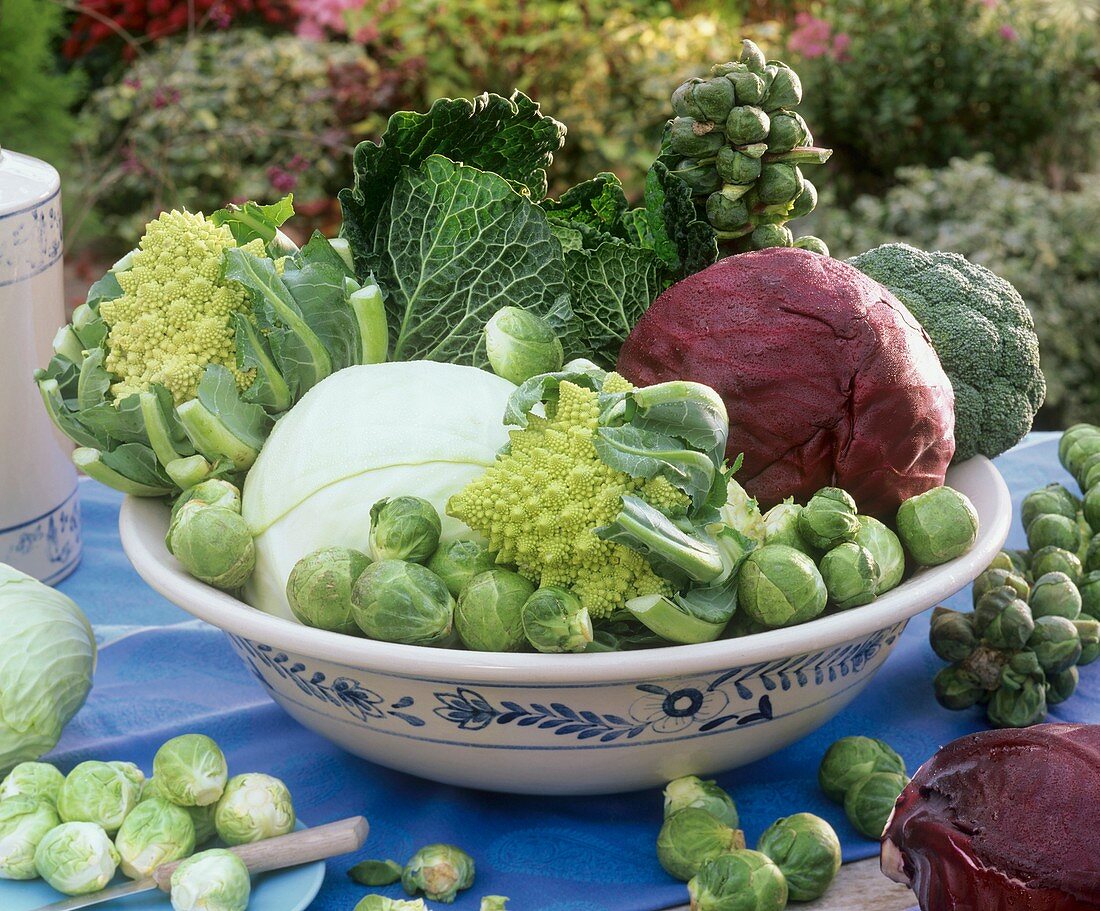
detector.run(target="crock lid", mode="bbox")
[0,147,61,216]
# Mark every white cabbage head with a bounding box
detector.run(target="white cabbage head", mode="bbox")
[0,565,96,776]
[242,362,515,620]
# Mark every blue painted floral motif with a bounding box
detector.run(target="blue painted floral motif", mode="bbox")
[229,623,902,743]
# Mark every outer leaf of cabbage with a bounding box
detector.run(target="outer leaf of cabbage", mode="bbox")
[242,362,515,621]
[0,565,97,775]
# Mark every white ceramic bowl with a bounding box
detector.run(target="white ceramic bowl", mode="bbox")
[120,457,1009,794]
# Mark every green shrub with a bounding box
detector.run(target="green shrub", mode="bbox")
[808,156,1100,426]
[788,0,1099,194]
[0,0,83,166]
[71,29,379,247]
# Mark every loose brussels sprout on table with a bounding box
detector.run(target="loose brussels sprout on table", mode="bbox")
[115,796,196,878]
[480,897,509,911]
[33,821,120,895]
[170,848,251,911]
[663,776,738,829]
[657,807,745,881]
[687,850,788,911]
[0,795,60,879]
[401,843,475,903]
[153,734,229,808]
[484,306,564,386]
[755,812,841,901]
[0,762,65,805]
[843,771,908,839]
[369,497,442,564]
[352,560,456,646]
[349,858,404,886]
[354,898,428,911]
[798,488,860,551]
[142,775,218,846]
[286,546,371,636]
[818,736,905,804]
[56,760,142,835]
[737,545,827,628]
[427,540,496,599]
[522,587,593,653]
[455,569,535,652]
[214,773,295,846]
[895,486,979,566]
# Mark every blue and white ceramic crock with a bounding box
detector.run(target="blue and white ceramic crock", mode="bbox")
[0,148,81,583]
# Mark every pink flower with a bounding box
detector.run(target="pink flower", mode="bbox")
[267,166,298,193]
[296,0,363,39]
[981,0,998,7]
[832,32,852,60]
[789,13,837,60]
[999,24,1018,40]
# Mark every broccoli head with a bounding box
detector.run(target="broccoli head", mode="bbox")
[850,243,1045,462]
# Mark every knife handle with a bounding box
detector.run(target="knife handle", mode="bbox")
[153,815,370,892]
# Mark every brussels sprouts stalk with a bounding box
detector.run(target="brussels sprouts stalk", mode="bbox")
[626,594,727,645]
[165,454,215,490]
[349,284,389,365]
[176,399,260,470]
[763,147,833,165]
[72,447,174,497]
[139,391,190,468]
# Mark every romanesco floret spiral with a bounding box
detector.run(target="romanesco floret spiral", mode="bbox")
[99,209,262,404]
[447,376,690,619]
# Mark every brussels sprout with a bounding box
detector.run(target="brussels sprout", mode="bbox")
[725,106,770,145]
[1079,570,1100,620]
[142,775,217,846]
[750,224,793,249]
[1026,513,1081,554]
[693,77,738,123]
[818,736,905,803]
[369,497,442,565]
[762,500,814,556]
[706,187,752,231]
[738,544,827,628]
[657,807,745,881]
[766,111,810,154]
[214,773,295,846]
[755,812,841,901]
[170,504,256,590]
[987,652,1047,728]
[715,148,761,186]
[1046,666,1079,705]
[668,117,726,157]
[286,546,371,636]
[844,771,907,839]
[33,821,119,895]
[933,665,985,710]
[480,897,509,911]
[484,307,564,386]
[985,552,1015,573]
[0,795,60,879]
[521,587,592,653]
[788,183,820,222]
[972,567,1030,605]
[792,235,829,256]
[56,760,141,835]
[1086,535,1100,574]
[1021,483,1079,530]
[673,159,723,196]
[402,844,475,903]
[153,734,229,808]
[0,762,64,805]
[1084,486,1100,532]
[799,488,860,551]
[663,776,738,828]
[672,78,706,119]
[454,569,535,652]
[1006,549,1033,578]
[740,39,767,73]
[728,69,767,105]
[115,796,196,879]
[1028,615,1082,673]
[895,486,979,566]
[973,587,1034,650]
[819,543,878,610]
[170,848,251,911]
[1029,547,1082,584]
[349,858,404,886]
[1029,571,1082,620]
[762,62,803,110]
[687,850,788,911]
[110,761,146,791]
[929,607,978,663]
[354,899,428,911]
[1081,457,1100,493]
[1073,618,1100,665]
[1064,433,1100,477]
[352,560,455,646]
[1059,424,1100,467]
[427,540,496,599]
[756,163,804,207]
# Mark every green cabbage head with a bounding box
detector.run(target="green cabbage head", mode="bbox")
[0,565,96,775]
[242,362,515,620]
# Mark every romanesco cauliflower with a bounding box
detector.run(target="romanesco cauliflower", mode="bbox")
[448,375,690,619]
[99,209,262,404]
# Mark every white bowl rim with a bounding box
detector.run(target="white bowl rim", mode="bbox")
[120,456,1010,685]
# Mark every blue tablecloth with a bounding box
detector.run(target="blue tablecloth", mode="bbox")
[47,432,1097,910]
